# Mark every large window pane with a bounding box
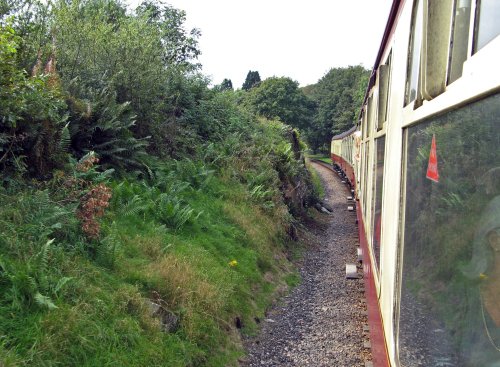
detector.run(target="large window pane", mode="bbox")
[398,94,500,366]
[474,0,500,52]
[372,137,385,271]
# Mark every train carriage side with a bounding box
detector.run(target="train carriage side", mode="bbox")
[331,126,358,191]
[348,0,500,366]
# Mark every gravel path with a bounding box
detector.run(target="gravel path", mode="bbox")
[241,162,372,367]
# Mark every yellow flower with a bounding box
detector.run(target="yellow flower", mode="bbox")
[228,260,238,267]
[479,273,488,280]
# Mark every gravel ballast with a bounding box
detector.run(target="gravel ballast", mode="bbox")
[242,162,372,367]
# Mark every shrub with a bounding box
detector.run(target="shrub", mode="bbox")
[0,22,68,180]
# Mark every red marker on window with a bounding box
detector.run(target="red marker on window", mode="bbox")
[426,134,439,182]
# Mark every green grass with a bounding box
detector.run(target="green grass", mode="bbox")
[0,118,312,366]
[284,272,301,287]
[0,171,295,367]
[306,162,325,200]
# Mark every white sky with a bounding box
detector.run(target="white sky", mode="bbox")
[127,0,393,88]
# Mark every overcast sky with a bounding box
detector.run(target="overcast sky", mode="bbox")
[127,0,393,88]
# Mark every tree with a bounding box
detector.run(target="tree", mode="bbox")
[0,22,68,177]
[244,77,314,130]
[136,0,201,71]
[218,78,233,91]
[242,70,261,90]
[307,65,369,152]
[51,0,207,157]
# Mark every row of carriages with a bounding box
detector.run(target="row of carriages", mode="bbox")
[330,1,500,366]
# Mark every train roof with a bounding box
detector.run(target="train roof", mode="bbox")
[331,125,357,141]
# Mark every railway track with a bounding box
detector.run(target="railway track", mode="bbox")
[308,158,333,170]
[309,158,355,194]
[243,160,372,366]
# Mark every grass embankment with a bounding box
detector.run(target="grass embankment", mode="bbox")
[0,122,307,366]
[1,2,316,365]
[306,163,325,201]
[305,153,329,201]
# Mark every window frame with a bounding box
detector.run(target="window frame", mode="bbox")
[377,51,393,131]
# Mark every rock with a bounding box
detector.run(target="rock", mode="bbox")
[320,206,332,214]
[321,202,334,212]
[148,301,179,333]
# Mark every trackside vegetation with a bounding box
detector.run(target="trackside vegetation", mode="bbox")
[0,1,317,365]
[0,126,306,366]
[238,68,369,154]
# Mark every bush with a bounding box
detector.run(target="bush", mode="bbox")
[0,22,68,179]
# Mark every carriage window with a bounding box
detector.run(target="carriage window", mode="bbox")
[474,0,500,52]
[363,142,371,220]
[360,143,366,208]
[448,0,472,84]
[405,0,424,106]
[394,130,408,362]
[424,0,454,98]
[350,138,353,164]
[362,109,368,140]
[398,93,500,366]
[348,138,351,164]
[371,136,385,271]
[377,52,392,130]
[367,95,374,138]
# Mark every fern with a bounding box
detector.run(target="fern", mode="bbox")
[34,292,58,310]
[39,239,52,266]
[68,87,149,171]
[122,194,149,217]
[53,277,73,296]
[249,184,272,200]
[58,122,71,152]
[112,173,201,230]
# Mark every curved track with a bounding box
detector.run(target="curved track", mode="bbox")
[242,161,372,366]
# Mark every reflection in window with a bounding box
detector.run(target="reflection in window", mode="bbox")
[474,0,500,52]
[371,137,385,271]
[405,0,424,106]
[398,93,500,366]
